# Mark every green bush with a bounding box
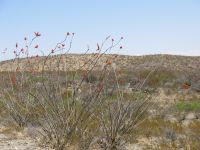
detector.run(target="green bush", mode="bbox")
[176,102,200,111]
[139,70,176,88]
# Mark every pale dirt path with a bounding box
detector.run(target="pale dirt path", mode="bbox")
[0,133,42,150]
[0,126,52,150]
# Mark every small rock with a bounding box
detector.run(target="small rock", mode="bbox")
[181,120,192,127]
[164,82,174,88]
[185,113,197,120]
[196,113,200,119]
[164,114,178,123]
[126,143,145,150]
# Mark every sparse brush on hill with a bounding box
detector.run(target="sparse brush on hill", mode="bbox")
[0,32,152,150]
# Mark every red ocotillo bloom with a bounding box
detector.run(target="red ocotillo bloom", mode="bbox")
[11,75,17,85]
[182,83,191,89]
[34,45,39,48]
[34,32,41,37]
[97,43,100,51]
[116,70,123,75]
[119,79,125,85]
[97,83,103,92]
[106,59,112,65]
[16,67,20,72]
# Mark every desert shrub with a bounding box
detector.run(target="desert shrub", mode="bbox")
[183,80,191,86]
[164,128,176,142]
[123,91,147,101]
[0,71,41,127]
[176,102,200,111]
[133,116,183,139]
[31,82,102,149]
[83,71,99,83]
[0,32,152,150]
[98,100,149,150]
[138,69,176,88]
[96,64,151,150]
[30,35,128,149]
[101,91,147,103]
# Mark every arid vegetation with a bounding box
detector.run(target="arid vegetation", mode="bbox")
[0,33,200,150]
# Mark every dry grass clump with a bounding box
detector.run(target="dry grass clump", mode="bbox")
[129,115,200,149]
[137,69,177,88]
[132,116,183,138]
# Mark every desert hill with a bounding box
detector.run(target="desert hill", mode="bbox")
[0,54,200,73]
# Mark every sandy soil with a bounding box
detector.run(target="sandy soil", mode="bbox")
[0,125,52,150]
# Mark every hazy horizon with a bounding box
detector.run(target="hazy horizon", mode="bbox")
[1,0,200,61]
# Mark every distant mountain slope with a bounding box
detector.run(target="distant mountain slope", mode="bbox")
[0,54,200,72]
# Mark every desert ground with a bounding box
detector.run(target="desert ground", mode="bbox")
[0,54,200,150]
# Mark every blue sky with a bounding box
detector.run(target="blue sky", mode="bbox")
[0,0,200,60]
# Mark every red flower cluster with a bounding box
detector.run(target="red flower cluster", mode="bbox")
[97,43,100,51]
[34,32,41,37]
[105,59,112,65]
[118,79,125,85]
[16,67,20,72]
[11,75,17,85]
[182,83,191,89]
[34,45,39,48]
[97,83,104,92]
[116,70,123,75]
